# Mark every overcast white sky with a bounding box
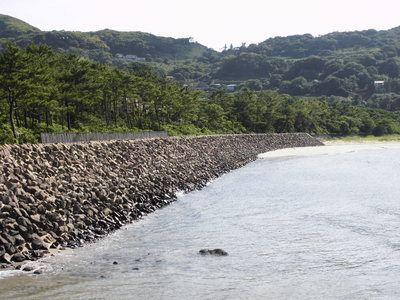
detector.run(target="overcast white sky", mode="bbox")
[2,0,400,50]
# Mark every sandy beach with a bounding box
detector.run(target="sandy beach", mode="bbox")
[258,141,400,159]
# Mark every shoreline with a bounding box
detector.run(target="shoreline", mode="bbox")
[0,133,322,272]
[258,140,400,159]
[4,139,398,274]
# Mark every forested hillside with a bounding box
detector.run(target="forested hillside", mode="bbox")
[208,27,400,111]
[0,14,213,64]
[1,15,400,144]
[1,44,399,144]
[0,14,40,38]
[3,13,400,110]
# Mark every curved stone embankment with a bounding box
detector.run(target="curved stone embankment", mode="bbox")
[0,133,322,269]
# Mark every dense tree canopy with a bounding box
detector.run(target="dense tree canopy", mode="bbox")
[2,15,400,143]
[1,44,400,144]
[3,14,400,108]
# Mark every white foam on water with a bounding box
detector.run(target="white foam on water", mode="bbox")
[0,269,22,279]
[0,260,54,279]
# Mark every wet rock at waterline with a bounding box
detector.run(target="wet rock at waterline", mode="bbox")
[199,249,229,256]
[0,134,322,268]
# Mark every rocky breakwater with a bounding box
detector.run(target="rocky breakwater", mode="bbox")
[0,133,323,269]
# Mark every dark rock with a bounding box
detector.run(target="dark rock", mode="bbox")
[199,249,208,255]
[45,212,60,222]
[12,253,26,262]
[37,204,46,214]
[14,235,26,246]
[97,220,108,228]
[31,237,49,250]
[22,266,34,272]
[31,250,45,258]
[30,214,41,223]
[199,249,229,256]
[113,261,118,265]
[0,253,12,264]
[4,243,16,255]
[33,269,42,275]
[18,225,29,234]
[25,233,39,243]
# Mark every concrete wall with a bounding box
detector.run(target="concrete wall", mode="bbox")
[40,131,168,144]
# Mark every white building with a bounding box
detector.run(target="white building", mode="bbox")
[225,84,237,92]
[116,53,146,62]
[125,55,146,62]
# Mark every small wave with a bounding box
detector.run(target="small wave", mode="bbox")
[0,269,22,279]
[0,261,52,279]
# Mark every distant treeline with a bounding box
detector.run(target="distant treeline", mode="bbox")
[1,44,400,144]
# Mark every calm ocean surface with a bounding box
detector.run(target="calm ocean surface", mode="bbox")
[1,146,400,299]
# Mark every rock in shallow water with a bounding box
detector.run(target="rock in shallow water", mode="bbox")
[22,266,34,272]
[199,248,229,256]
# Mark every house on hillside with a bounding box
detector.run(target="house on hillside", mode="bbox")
[125,55,146,61]
[374,80,385,93]
[115,53,146,62]
[225,84,237,92]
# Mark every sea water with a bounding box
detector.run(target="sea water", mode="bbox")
[1,145,400,299]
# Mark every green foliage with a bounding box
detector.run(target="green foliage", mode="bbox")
[215,53,280,80]
[0,123,16,144]
[373,118,400,136]
[93,30,210,60]
[212,26,400,105]
[3,16,400,143]
[378,58,400,78]
[0,14,213,65]
[162,124,212,136]
[1,41,400,144]
[4,14,400,108]
[240,79,263,91]
[328,134,400,142]
[367,93,400,110]
[0,14,40,38]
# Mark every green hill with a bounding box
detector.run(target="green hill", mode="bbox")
[0,14,212,64]
[91,29,209,59]
[2,16,400,143]
[209,27,400,110]
[0,14,40,38]
[2,14,400,110]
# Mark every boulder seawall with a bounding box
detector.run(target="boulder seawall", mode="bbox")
[0,133,322,268]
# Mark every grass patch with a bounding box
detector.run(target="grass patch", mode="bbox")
[327,135,400,142]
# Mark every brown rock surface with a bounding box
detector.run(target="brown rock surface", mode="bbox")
[0,133,322,267]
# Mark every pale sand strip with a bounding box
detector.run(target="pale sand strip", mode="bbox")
[258,141,400,159]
